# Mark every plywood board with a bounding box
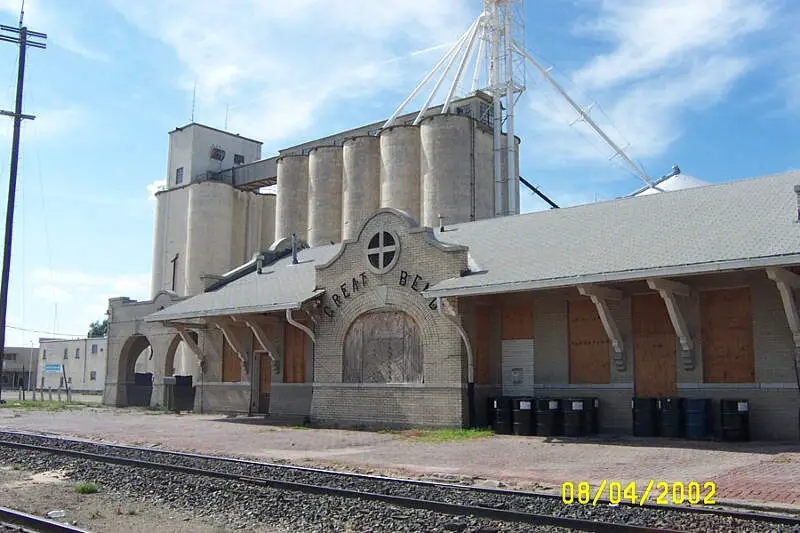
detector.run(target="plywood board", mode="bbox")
[284,325,305,384]
[632,293,676,397]
[502,302,534,340]
[222,340,241,383]
[568,298,610,384]
[701,287,755,383]
[475,306,492,385]
[344,311,422,383]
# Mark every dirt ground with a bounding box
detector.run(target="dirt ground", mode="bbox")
[0,464,281,533]
[2,406,800,510]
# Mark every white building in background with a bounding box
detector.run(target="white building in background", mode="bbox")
[38,337,107,392]
[1,346,38,389]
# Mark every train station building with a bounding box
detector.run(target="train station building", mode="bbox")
[103,122,800,440]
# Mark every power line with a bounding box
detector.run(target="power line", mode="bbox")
[6,325,84,337]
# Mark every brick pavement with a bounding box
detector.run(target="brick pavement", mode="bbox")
[1,407,799,510]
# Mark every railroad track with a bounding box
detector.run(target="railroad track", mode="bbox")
[0,506,93,533]
[1,430,798,533]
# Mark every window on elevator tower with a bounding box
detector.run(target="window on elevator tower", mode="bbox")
[175,166,184,184]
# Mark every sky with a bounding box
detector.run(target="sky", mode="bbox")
[0,0,797,348]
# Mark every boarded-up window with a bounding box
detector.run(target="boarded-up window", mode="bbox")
[502,302,534,340]
[222,340,241,382]
[344,311,422,383]
[568,299,610,384]
[475,306,491,385]
[701,287,755,383]
[284,324,306,384]
[632,293,676,397]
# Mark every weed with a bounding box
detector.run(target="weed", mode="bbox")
[396,428,494,442]
[74,481,99,494]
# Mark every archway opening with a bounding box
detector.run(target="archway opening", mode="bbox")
[120,334,154,407]
[164,332,199,411]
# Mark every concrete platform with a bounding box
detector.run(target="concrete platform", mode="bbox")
[1,406,799,511]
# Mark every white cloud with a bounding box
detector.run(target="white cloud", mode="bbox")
[519,0,774,176]
[147,179,166,201]
[572,0,770,91]
[0,0,110,62]
[110,0,474,145]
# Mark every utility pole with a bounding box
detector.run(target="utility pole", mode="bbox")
[0,21,46,403]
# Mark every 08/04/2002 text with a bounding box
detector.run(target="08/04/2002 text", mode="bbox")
[561,480,716,506]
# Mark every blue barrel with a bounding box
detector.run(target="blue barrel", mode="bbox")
[536,398,563,436]
[632,397,659,437]
[583,397,599,435]
[512,397,535,436]
[658,397,685,438]
[685,398,713,439]
[490,397,513,434]
[720,399,749,441]
[563,398,587,437]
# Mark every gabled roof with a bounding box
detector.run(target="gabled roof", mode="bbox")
[424,171,800,297]
[145,245,341,322]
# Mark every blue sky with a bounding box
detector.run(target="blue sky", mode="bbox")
[0,0,798,348]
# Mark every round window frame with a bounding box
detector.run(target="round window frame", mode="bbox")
[365,229,401,275]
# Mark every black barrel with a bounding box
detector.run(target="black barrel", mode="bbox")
[658,397,685,438]
[536,398,563,437]
[512,397,535,436]
[583,397,600,435]
[632,397,659,437]
[490,397,513,435]
[564,398,587,437]
[720,399,750,441]
[685,398,713,439]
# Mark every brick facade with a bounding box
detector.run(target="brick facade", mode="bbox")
[461,270,800,441]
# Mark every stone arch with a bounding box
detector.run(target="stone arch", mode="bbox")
[117,333,155,407]
[324,286,463,384]
[165,331,199,377]
[343,310,422,383]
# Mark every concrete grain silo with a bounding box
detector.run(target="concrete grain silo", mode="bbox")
[342,136,380,240]
[474,126,495,220]
[259,193,276,248]
[275,154,309,243]
[307,145,344,247]
[150,191,168,297]
[420,114,476,228]
[379,125,421,222]
[184,180,235,296]
[230,189,249,267]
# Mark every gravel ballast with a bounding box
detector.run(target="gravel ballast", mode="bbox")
[1,431,798,533]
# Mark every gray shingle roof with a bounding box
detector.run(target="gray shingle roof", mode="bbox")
[145,245,341,322]
[424,171,800,297]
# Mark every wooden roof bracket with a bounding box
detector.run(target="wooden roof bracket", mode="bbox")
[234,315,280,364]
[647,278,695,371]
[577,284,625,372]
[173,325,206,370]
[766,268,800,347]
[208,317,249,378]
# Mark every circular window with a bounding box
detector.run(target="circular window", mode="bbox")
[366,230,400,274]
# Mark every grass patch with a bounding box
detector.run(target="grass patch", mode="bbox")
[74,481,99,494]
[0,400,95,411]
[290,424,312,430]
[395,428,494,442]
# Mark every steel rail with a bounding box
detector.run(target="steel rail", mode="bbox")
[1,438,682,533]
[2,430,797,525]
[1,431,799,529]
[0,506,94,533]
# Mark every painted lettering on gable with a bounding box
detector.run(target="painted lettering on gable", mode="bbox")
[322,269,438,318]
